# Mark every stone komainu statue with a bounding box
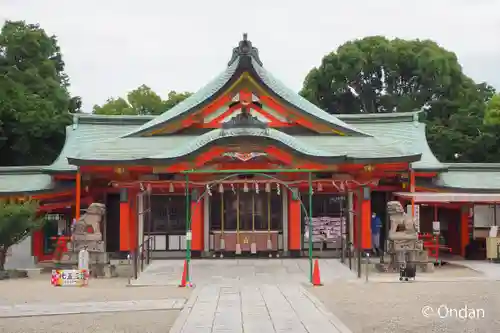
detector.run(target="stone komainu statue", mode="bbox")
[386,201,423,279]
[70,203,106,252]
[387,201,418,248]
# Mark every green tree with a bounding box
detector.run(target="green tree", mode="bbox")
[300,36,496,162]
[484,93,500,126]
[162,91,192,111]
[92,97,135,115]
[0,21,77,166]
[93,86,192,115]
[0,200,44,271]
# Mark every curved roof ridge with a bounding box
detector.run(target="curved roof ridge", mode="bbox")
[337,111,422,123]
[123,58,240,137]
[249,58,370,136]
[445,163,500,171]
[410,123,446,171]
[149,127,341,160]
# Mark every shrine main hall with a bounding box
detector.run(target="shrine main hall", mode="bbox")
[1,35,499,262]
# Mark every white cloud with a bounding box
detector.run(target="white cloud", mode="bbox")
[1,0,499,111]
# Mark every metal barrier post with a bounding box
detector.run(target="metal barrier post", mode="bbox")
[348,242,352,269]
[146,238,150,265]
[132,249,137,280]
[127,253,132,285]
[140,243,144,272]
[365,252,370,283]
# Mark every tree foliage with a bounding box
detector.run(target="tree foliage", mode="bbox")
[93,85,192,115]
[484,93,500,126]
[0,21,78,166]
[300,36,497,162]
[0,200,44,271]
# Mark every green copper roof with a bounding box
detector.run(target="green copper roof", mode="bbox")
[47,114,149,172]
[68,126,420,166]
[250,58,368,136]
[435,163,500,191]
[43,111,444,171]
[0,167,54,195]
[124,36,369,137]
[125,59,240,137]
[337,112,445,171]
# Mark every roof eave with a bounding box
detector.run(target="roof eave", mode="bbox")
[412,166,449,172]
[347,153,422,165]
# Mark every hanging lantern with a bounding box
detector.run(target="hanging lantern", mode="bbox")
[276,183,280,196]
[219,183,224,193]
[255,182,259,194]
[231,183,236,194]
[206,184,212,196]
[243,182,249,193]
[318,182,323,192]
[265,183,271,193]
[169,183,174,193]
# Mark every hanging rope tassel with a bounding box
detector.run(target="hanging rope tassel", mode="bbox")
[251,191,257,254]
[267,190,272,254]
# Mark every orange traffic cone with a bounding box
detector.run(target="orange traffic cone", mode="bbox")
[179,260,187,287]
[312,259,322,286]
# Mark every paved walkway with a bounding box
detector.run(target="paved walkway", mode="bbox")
[131,259,354,332]
[170,284,352,333]
[133,259,356,286]
[449,260,500,279]
[0,298,186,318]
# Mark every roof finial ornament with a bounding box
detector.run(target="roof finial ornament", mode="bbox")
[227,32,263,67]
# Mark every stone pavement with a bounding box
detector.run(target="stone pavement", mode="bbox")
[133,259,356,286]
[170,284,353,333]
[0,298,186,318]
[449,260,500,279]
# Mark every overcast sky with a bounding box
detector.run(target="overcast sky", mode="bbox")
[1,0,499,112]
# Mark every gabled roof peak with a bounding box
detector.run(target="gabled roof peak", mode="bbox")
[228,33,263,67]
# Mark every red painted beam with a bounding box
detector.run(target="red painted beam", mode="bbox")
[260,95,321,132]
[207,102,243,126]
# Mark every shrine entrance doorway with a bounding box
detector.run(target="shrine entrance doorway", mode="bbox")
[209,185,283,256]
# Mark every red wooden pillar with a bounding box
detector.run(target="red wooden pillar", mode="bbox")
[353,191,358,247]
[75,170,81,219]
[191,197,204,252]
[129,190,138,251]
[460,206,470,257]
[32,230,43,262]
[119,188,131,251]
[361,194,372,249]
[355,187,371,249]
[288,189,301,252]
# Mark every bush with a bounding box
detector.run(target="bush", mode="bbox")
[0,200,45,271]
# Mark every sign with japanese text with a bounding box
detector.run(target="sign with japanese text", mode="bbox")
[51,269,89,287]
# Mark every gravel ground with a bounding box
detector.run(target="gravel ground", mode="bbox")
[0,310,180,333]
[0,274,192,333]
[309,280,500,333]
[0,274,192,304]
